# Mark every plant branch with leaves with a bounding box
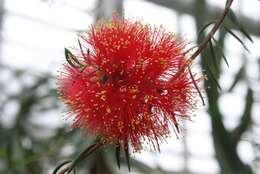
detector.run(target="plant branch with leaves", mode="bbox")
[53,0,249,173]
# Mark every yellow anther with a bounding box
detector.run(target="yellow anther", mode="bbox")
[106,107,111,113]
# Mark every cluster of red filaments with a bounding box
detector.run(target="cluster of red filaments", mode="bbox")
[58,16,201,152]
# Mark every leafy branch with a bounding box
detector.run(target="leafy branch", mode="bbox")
[53,1,237,173]
[188,0,234,63]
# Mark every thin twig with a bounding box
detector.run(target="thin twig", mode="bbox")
[189,0,234,61]
[179,0,234,73]
[182,45,198,56]
[56,1,235,173]
[57,141,103,174]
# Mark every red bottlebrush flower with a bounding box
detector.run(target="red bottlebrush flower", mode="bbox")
[58,16,202,152]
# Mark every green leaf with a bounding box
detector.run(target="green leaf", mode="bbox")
[239,27,253,43]
[64,48,83,68]
[228,66,244,92]
[212,38,229,68]
[77,39,99,70]
[65,48,78,68]
[209,39,219,72]
[77,38,84,56]
[188,68,205,105]
[124,146,131,171]
[115,146,121,169]
[198,21,215,39]
[205,65,222,90]
[52,160,72,174]
[227,10,253,43]
[223,26,250,53]
[78,38,89,65]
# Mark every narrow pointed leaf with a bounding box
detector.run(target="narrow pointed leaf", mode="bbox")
[52,160,72,174]
[198,21,215,39]
[125,146,131,171]
[205,65,221,90]
[77,38,84,56]
[65,48,79,68]
[115,146,121,169]
[188,68,205,105]
[227,10,241,28]
[227,10,253,43]
[78,38,90,66]
[209,39,218,71]
[65,48,76,67]
[239,26,253,43]
[65,48,84,68]
[223,26,250,53]
[228,66,244,92]
[219,51,229,68]
[77,39,99,70]
[212,38,229,67]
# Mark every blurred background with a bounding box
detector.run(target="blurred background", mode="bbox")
[0,0,260,173]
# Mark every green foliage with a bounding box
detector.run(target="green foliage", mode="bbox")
[124,146,131,172]
[115,146,121,169]
[65,48,83,68]
[194,1,255,173]
[227,10,253,43]
[223,26,250,53]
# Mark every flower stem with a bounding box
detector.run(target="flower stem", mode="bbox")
[57,141,103,174]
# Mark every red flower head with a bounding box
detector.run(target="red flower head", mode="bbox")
[58,16,202,152]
